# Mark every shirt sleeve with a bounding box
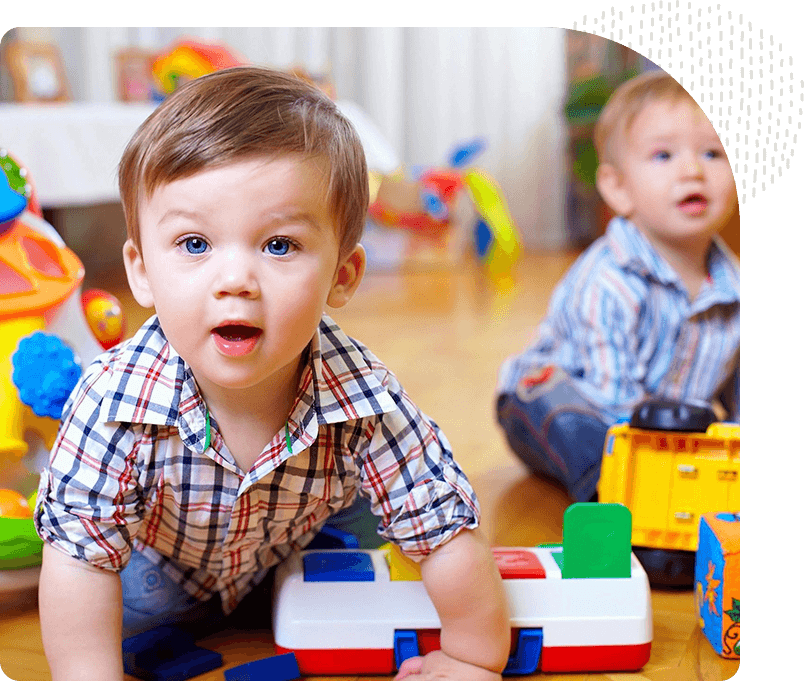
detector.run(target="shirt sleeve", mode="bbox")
[355,373,480,561]
[34,360,145,572]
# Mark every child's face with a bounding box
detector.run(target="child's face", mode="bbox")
[600,99,737,249]
[123,156,363,398]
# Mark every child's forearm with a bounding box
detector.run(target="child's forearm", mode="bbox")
[420,528,511,673]
[39,543,125,681]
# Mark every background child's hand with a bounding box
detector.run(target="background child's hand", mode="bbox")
[394,650,503,681]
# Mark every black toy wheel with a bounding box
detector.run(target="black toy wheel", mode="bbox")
[630,398,717,433]
[633,547,696,588]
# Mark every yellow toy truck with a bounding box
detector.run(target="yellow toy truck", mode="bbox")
[598,399,739,587]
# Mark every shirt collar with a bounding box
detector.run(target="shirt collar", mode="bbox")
[98,316,207,452]
[607,217,683,287]
[99,313,395,455]
[306,313,397,424]
[698,235,740,308]
[607,217,740,306]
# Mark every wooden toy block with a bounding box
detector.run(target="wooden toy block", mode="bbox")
[694,512,739,659]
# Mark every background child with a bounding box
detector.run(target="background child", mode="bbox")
[35,67,509,681]
[496,70,740,503]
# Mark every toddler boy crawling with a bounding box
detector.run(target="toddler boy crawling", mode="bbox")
[36,67,510,681]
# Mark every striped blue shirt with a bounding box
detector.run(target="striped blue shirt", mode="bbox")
[497,217,740,423]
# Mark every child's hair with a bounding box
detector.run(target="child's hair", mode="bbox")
[594,70,700,166]
[118,66,368,257]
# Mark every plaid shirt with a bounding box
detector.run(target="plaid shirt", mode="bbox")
[36,314,479,614]
[497,217,740,422]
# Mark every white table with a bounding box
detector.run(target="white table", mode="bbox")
[0,100,397,210]
[0,102,158,209]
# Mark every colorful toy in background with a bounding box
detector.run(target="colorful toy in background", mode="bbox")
[82,288,125,350]
[271,503,652,676]
[0,489,41,576]
[151,39,244,99]
[598,399,740,588]
[695,513,739,659]
[367,138,523,289]
[0,150,125,597]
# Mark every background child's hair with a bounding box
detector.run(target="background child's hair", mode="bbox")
[118,66,368,257]
[594,70,699,166]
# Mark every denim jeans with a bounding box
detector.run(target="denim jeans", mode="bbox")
[120,550,225,639]
[496,365,610,502]
[120,495,381,639]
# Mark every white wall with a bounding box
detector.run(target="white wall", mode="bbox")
[10,27,570,249]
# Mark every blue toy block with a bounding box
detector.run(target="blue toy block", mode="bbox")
[122,626,222,681]
[302,551,375,582]
[503,629,543,675]
[224,652,300,681]
[393,630,420,669]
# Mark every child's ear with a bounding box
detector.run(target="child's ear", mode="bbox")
[122,239,155,309]
[327,244,366,308]
[596,163,634,217]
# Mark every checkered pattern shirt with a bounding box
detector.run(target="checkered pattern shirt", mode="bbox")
[36,314,479,614]
[497,217,740,423]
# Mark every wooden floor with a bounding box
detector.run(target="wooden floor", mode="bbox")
[0,251,739,681]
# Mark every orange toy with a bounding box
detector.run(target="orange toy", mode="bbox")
[0,219,84,320]
[81,289,125,350]
[0,489,32,519]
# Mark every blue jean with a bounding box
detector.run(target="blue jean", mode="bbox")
[120,550,225,639]
[120,496,380,640]
[496,366,610,502]
[324,493,385,548]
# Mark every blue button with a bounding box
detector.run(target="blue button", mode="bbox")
[504,628,543,675]
[303,551,375,582]
[394,630,420,669]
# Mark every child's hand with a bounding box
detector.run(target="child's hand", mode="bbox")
[394,650,503,681]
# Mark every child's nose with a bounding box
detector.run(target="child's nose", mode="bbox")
[680,153,704,178]
[214,251,260,298]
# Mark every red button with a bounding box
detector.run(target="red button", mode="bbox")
[492,548,546,579]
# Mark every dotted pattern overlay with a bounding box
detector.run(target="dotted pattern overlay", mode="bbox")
[575,1,802,203]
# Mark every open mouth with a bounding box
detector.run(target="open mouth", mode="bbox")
[678,193,708,215]
[211,324,262,356]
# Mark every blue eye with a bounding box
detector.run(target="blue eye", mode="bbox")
[265,238,292,256]
[703,149,720,159]
[181,237,208,255]
[653,150,671,161]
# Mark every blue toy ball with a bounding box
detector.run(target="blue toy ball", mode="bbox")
[12,332,81,420]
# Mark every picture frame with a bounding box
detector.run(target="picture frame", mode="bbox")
[114,47,156,103]
[4,40,70,103]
